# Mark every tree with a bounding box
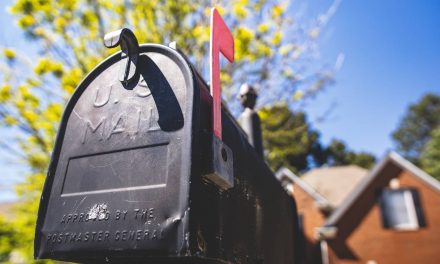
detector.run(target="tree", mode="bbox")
[392,93,440,164]
[420,127,440,181]
[346,152,376,169]
[326,139,376,169]
[325,139,347,165]
[0,1,340,262]
[259,103,323,173]
[0,215,19,263]
[259,105,376,173]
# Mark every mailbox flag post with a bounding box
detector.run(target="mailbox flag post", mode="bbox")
[203,8,235,191]
[209,7,234,140]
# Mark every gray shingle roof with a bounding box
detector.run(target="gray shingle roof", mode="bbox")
[301,165,368,208]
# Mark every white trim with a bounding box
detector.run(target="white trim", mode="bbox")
[389,152,440,192]
[402,190,419,230]
[325,151,440,227]
[320,240,330,264]
[315,226,338,240]
[276,167,331,206]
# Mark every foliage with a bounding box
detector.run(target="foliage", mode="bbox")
[0,215,19,263]
[0,0,339,262]
[392,93,440,164]
[259,103,322,173]
[259,104,376,172]
[421,127,440,181]
[325,139,376,169]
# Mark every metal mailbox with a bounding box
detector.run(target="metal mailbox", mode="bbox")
[35,28,300,263]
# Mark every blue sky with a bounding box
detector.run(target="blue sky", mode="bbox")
[0,0,439,201]
[0,0,29,201]
[305,0,440,156]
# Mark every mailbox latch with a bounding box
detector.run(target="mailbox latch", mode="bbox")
[104,28,139,85]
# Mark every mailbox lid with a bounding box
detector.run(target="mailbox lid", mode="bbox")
[35,44,196,262]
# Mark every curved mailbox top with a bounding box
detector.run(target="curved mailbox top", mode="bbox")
[35,44,195,261]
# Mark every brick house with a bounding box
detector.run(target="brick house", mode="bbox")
[276,152,440,264]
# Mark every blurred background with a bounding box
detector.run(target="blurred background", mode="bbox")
[0,0,439,263]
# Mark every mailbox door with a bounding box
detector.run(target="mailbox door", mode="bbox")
[35,45,195,262]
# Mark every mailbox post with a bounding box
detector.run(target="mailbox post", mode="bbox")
[35,10,299,264]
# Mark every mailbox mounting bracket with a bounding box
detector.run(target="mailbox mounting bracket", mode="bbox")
[205,135,234,191]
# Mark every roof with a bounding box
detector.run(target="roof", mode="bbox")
[276,168,330,207]
[325,151,440,227]
[301,165,368,207]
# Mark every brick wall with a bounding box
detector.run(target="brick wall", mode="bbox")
[327,169,440,264]
[294,186,326,264]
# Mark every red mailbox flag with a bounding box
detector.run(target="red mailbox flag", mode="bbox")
[210,7,235,140]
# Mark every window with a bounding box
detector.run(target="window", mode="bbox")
[379,188,425,230]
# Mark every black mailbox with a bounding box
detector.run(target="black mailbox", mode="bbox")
[35,28,300,263]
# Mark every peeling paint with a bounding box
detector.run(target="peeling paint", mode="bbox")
[88,203,108,220]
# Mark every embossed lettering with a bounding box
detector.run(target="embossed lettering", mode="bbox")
[136,79,152,97]
[107,114,126,139]
[79,213,84,222]
[128,230,135,240]
[134,109,141,134]
[46,229,163,245]
[148,107,160,131]
[91,232,97,241]
[69,233,76,243]
[115,210,128,220]
[57,233,63,243]
[104,231,110,241]
[82,117,106,143]
[94,85,112,107]
[134,208,155,220]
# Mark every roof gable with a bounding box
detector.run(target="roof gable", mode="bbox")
[325,152,440,228]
